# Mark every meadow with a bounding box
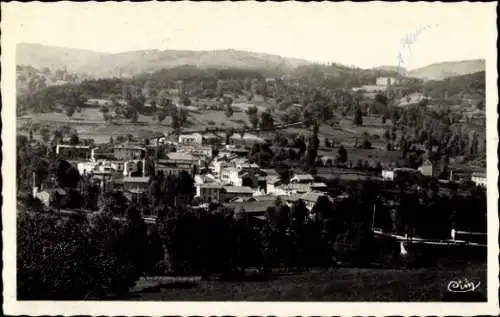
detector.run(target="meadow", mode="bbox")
[128,261,486,301]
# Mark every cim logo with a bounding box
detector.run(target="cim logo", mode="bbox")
[447,278,481,293]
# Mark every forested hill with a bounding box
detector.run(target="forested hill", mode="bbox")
[407,59,485,81]
[17,43,311,78]
[422,71,485,100]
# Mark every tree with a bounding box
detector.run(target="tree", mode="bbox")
[69,131,79,145]
[101,106,110,122]
[224,104,234,118]
[353,107,363,126]
[156,110,167,124]
[324,138,331,148]
[18,211,145,300]
[383,129,391,142]
[336,145,348,164]
[476,100,485,110]
[418,98,429,107]
[260,110,274,130]
[361,139,372,149]
[306,121,320,166]
[40,128,51,143]
[66,106,76,118]
[246,106,259,129]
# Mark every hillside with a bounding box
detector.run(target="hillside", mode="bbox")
[17,43,311,78]
[16,43,106,73]
[422,71,485,101]
[407,59,485,81]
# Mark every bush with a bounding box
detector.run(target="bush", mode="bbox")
[17,211,147,299]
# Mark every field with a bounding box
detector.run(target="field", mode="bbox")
[17,98,397,166]
[127,261,486,301]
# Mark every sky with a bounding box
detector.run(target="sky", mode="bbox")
[3,2,497,70]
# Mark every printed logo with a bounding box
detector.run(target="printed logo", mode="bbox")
[447,278,481,293]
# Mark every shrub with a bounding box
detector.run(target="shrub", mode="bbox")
[17,211,146,299]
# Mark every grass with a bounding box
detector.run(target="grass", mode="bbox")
[127,260,486,301]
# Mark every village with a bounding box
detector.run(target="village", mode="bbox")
[32,124,487,239]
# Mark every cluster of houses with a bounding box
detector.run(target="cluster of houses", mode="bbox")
[34,129,487,215]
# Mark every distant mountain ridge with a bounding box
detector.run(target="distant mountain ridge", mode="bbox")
[17,43,311,78]
[17,43,485,81]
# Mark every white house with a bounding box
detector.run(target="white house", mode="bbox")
[220,167,240,185]
[196,184,223,202]
[382,169,395,181]
[471,172,487,187]
[418,160,433,177]
[77,162,98,175]
[178,133,203,145]
[376,76,399,87]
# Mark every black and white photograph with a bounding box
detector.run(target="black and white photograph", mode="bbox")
[2,2,498,315]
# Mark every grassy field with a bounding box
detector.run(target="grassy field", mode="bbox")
[17,98,394,155]
[125,261,486,301]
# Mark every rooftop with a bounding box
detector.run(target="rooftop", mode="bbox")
[123,176,150,183]
[223,186,254,194]
[167,152,197,161]
[113,144,146,151]
[291,174,315,182]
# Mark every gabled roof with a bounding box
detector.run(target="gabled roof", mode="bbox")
[300,191,331,203]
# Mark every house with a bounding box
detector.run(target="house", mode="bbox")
[33,187,67,207]
[290,173,314,184]
[310,182,328,192]
[272,183,312,196]
[122,176,150,193]
[418,160,433,177]
[196,184,223,202]
[178,133,203,145]
[300,191,334,211]
[194,173,218,185]
[183,146,213,160]
[113,144,146,161]
[77,162,98,176]
[201,133,222,146]
[382,169,395,181]
[471,172,487,187]
[220,186,255,202]
[155,160,194,176]
[376,76,399,87]
[56,144,92,160]
[219,167,239,185]
[123,159,146,177]
[224,200,277,219]
[166,152,198,165]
